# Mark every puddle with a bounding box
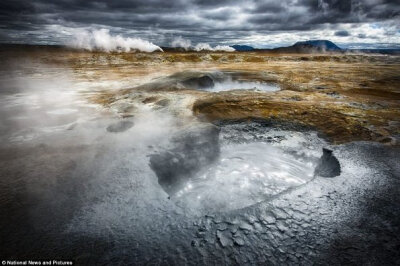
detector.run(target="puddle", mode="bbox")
[205,80,280,92]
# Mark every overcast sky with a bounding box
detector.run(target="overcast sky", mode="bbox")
[0,0,399,48]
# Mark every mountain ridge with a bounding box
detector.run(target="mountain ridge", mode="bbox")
[270,40,342,53]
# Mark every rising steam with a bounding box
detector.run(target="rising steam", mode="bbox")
[194,43,235,52]
[69,28,163,52]
[170,36,192,50]
[170,36,235,51]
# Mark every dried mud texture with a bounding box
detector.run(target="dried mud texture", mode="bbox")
[192,90,392,144]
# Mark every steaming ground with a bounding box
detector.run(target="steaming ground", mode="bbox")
[0,59,399,265]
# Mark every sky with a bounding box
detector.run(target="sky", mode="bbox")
[0,0,399,49]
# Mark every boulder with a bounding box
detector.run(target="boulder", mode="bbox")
[314,148,341,177]
[181,75,214,90]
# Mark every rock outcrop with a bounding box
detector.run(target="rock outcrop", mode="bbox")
[181,75,214,90]
[314,148,341,177]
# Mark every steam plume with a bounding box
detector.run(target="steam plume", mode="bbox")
[194,43,235,52]
[69,29,163,52]
[170,36,192,50]
[170,36,235,52]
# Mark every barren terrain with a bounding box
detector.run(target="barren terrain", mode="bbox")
[6,48,398,144]
[1,47,399,265]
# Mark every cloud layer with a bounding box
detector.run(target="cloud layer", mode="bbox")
[0,0,399,48]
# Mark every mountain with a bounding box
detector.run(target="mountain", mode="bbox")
[271,40,342,53]
[293,40,341,51]
[231,44,254,51]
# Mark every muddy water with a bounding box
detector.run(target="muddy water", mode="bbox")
[174,124,325,213]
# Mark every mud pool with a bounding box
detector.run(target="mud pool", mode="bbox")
[0,56,399,265]
[205,80,280,92]
[173,124,324,213]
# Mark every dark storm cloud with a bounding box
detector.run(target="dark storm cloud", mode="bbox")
[307,0,400,25]
[334,30,350,37]
[0,0,399,46]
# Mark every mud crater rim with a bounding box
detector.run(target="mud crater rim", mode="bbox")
[180,71,281,92]
[150,119,340,214]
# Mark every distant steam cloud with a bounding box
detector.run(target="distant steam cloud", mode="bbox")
[170,36,234,52]
[194,43,235,52]
[171,36,192,50]
[193,43,213,51]
[69,29,163,52]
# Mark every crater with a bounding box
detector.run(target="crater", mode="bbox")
[181,75,215,90]
[133,71,281,93]
[150,120,333,214]
[180,73,280,92]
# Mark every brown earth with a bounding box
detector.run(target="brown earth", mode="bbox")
[2,47,399,144]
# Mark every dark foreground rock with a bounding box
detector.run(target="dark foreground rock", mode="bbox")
[181,75,214,90]
[314,148,341,177]
[106,120,134,133]
[149,123,220,194]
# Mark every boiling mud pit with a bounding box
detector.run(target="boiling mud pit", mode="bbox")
[1,63,400,265]
[133,70,281,93]
[169,122,326,213]
[186,72,281,92]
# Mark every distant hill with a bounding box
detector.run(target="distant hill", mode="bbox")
[294,40,341,50]
[160,46,188,52]
[231,45,254,51]
[271,40,342,53]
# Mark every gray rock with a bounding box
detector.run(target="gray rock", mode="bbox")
[314,148,341,177]
[106,120,134,133]
[181,75,214,90]
[234,237,245,246]
[217,230,233,247]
